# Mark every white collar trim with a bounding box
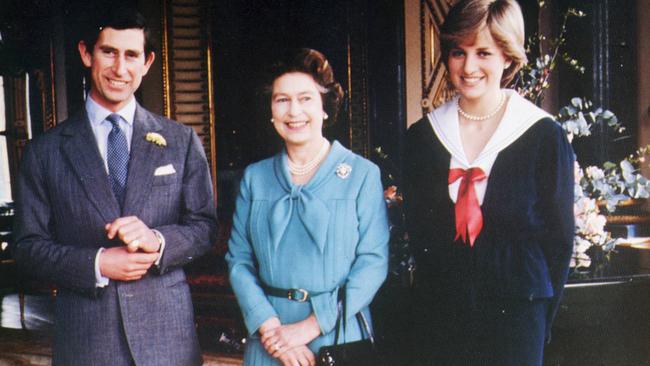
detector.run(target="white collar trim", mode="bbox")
[427,89,551,169]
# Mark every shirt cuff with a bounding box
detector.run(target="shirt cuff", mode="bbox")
[152,229,166,266]
[95,248,110,288]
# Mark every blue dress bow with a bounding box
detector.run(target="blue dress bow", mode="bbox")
[268,142,350,253]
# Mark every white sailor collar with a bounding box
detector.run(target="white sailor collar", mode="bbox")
[427,89,552,205]
[427,89,551,170]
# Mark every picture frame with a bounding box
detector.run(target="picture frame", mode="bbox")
[420,0,454,113]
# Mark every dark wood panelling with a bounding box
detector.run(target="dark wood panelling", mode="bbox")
[162,0,217,192]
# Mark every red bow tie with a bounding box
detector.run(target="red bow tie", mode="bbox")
[448,167,487,246]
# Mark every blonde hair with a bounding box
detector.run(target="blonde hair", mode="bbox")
[440,0,527,86]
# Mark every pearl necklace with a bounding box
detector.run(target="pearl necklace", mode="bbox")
[288,139,330,176]
[457,93,506,121]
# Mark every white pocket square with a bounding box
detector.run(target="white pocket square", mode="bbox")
[154,164,176,176]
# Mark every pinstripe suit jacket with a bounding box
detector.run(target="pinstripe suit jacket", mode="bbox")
[13,104,217,366]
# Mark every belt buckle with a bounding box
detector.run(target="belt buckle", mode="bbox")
[288,288,309,302]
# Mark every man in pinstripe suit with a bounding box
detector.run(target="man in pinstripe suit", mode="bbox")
[13,7,217,365]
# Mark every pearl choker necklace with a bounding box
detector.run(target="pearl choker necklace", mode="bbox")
[288,140,330,176]
[457,93,506,121]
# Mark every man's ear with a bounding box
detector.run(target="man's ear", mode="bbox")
[142,52,156,76]
[78,41,93,68]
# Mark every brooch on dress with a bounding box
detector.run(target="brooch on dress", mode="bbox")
[335,163,352,179]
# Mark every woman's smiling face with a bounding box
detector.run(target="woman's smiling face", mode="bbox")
[447,27,510,103]
[271,72,326,148]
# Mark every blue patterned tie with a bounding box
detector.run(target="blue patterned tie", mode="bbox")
[106,113,129,208]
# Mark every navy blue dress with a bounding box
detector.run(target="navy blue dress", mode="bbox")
[404,101,574,365]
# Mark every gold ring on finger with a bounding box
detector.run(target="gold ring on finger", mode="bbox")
[129,239,141,251]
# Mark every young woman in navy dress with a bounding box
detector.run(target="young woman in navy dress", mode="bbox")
[404,1,574,365]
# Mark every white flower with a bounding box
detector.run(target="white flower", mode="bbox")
[574,195,597,219]
[583,214,607,237]
[571,236,593,268]
[585,166,605,180]
[574,161,584,184]
[145,132,167,147]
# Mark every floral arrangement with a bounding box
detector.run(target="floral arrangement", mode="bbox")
[572,163,616,268]
[512,5,650,269]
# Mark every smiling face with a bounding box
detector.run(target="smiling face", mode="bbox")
[271,72,326,148]
[447,27,510,104]
[78,27,155,112]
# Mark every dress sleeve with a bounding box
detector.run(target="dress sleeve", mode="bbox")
[309,164,390,334]
[538,120,575,340]
[225,168,278,335]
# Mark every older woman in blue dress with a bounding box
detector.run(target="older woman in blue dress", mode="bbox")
[226,48,389,366]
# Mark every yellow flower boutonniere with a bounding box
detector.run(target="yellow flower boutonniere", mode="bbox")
[145,132,167,147]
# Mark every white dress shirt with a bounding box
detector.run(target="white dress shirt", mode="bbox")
[86,96,166,286]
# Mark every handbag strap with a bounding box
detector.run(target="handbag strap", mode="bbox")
[332,285,375,346]
[356,311,375,344]
[332,287,345,345]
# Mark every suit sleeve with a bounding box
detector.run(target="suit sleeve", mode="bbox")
[538,121,575,341]
[309,164,390,335]
[225,167,278,335]
[154,129,217,273]
[13,142,101,297]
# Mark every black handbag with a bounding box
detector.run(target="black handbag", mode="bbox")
[317,287,380,366]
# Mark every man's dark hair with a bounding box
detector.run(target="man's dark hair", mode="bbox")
[81,6,155,57]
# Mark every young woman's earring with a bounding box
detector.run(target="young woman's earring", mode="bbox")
[270,118,275,123]
[323,112,329,120]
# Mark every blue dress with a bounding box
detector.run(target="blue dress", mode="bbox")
[226,141,390,365]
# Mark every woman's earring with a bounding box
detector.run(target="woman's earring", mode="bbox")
[270,118,275,123]
[323,113,329,120]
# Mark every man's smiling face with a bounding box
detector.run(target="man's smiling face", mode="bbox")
[78,27,155,112]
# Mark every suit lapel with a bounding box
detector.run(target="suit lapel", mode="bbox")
[61,112,121,222]
[122,105,164,217]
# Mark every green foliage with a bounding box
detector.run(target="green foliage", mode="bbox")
[512,4,650,268]
[514,4,648,212]
[558,97,625,140]
[513,7,586,105]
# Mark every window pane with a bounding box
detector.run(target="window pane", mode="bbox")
[0,76,10,203]
[25,73,32,139]
[0,76,5,132]
[0,136,10,203]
